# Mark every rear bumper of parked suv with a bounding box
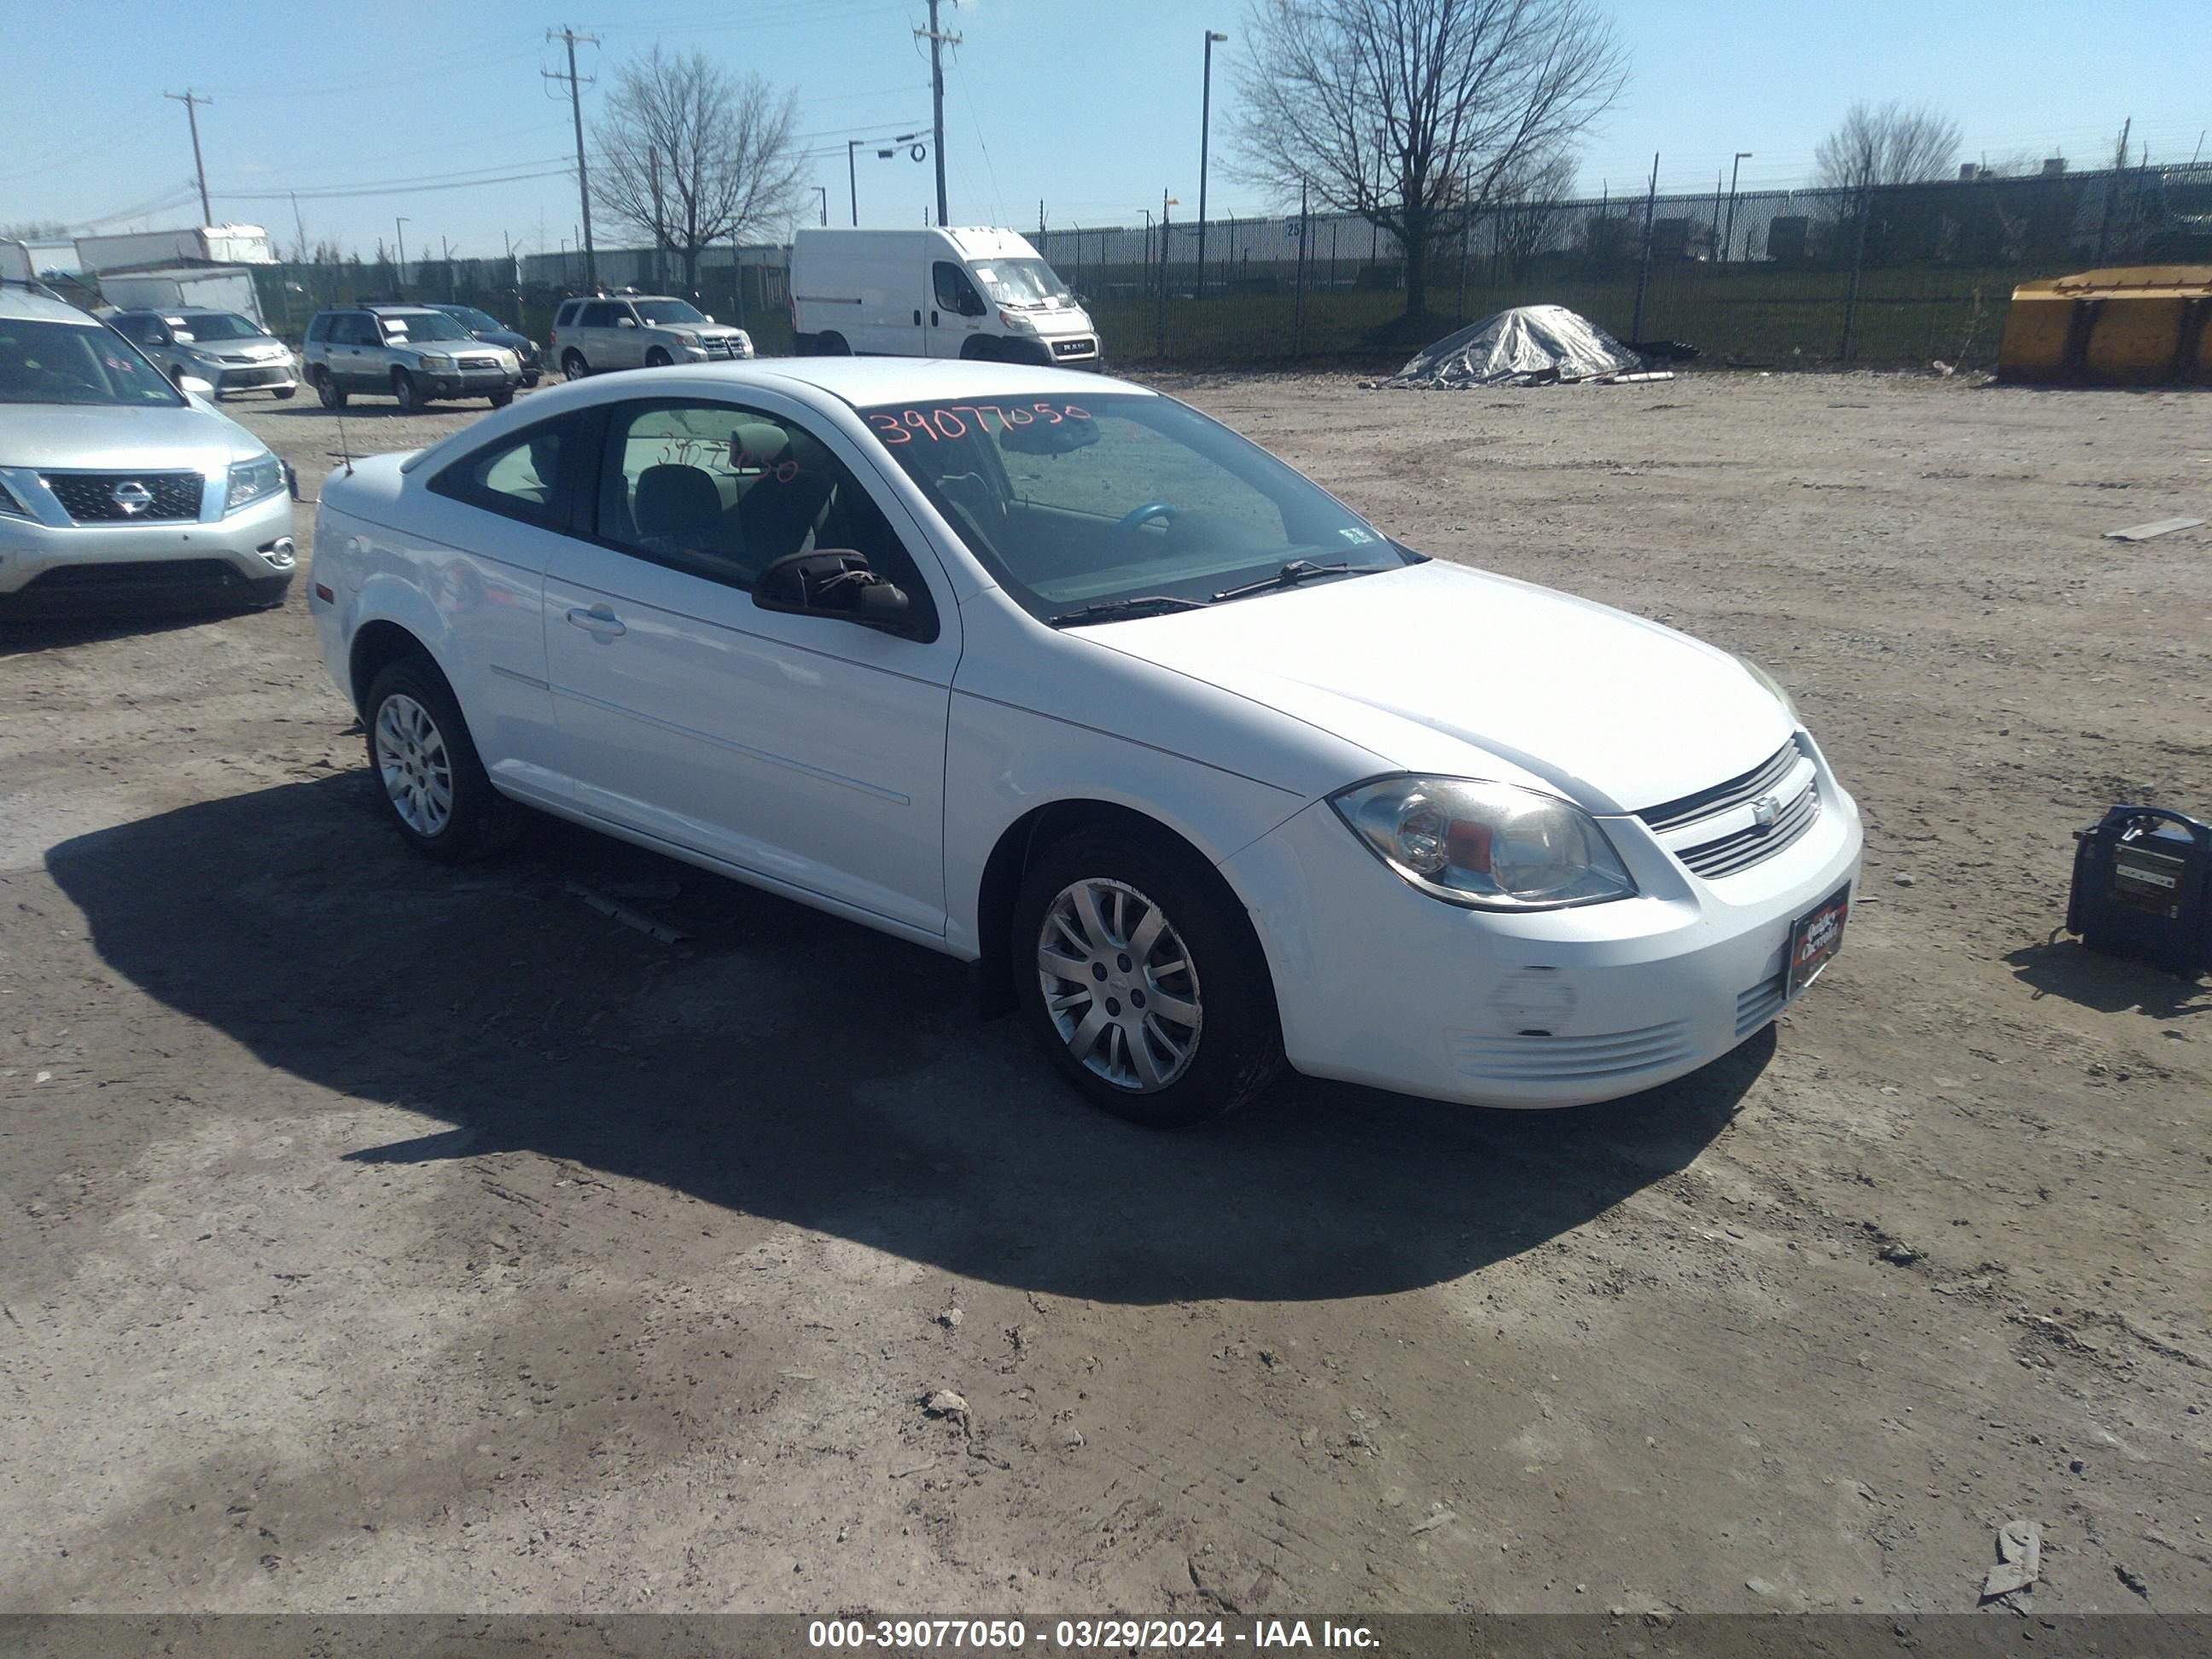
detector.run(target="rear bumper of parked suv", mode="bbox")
[0,483,294,613]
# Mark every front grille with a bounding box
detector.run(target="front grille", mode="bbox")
[1449,1020,1695,1082]
[28,558,240,589]
[1639,740,1800,833]
[41,470,204,524]
[458,357,499,371]
[224,367,289,387]
[1677,783,1821,881]
[700,337,741,358]
[1051,337,1097,358]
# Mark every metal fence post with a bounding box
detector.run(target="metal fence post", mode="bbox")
[1155,191,1170,360]
[1630,153,1659,343]
[1293,180,1308,358]
[1839,190,1870,362]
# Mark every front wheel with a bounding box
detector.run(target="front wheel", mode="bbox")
[362,656,523,863]
[488,387,515,408]
[644,346,672,368]
[392,369,423,412]
[272,386,297,400]
[1013,825,1284,1127]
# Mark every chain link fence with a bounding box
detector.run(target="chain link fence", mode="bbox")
[129,160,2205,371]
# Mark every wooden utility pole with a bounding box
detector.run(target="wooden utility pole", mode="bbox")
[544,27,600,288]
[915,0,960,227]
[164,90,213,224]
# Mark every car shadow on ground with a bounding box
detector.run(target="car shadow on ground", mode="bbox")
[47,775,1770,1306]
[2005,937,2210,1018]
[0,608,265,657]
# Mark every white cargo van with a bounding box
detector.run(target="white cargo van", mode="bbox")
[790,227,1100,368]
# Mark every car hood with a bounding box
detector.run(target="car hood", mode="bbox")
[1077,560,1794,813]
[0,401,267,471]
[656,323,748,341]
[469,328,533,352]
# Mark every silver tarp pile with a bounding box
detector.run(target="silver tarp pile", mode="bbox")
[1385,304,1645,388]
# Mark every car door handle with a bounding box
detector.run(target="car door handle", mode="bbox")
[913,309,922,326]
[930,309,940,326]
[567,604,626,638]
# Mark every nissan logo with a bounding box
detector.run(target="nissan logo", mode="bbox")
[111,480,154,516]
[1751,794,1783,829]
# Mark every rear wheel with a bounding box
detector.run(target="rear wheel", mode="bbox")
[362,656,523,864]
[1012,824,1284,1127]
[562,349,589,380]
[819,331,852,356]
[392,369,423,412]
[313,368,346,409]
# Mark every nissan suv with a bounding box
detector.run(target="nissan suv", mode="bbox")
[548,293,753,379]
[1,287,295,613]
[302,305,522,411]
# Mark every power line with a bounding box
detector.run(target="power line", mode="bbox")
[212,168,576,203]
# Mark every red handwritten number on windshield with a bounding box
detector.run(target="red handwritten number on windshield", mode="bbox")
[872,402,1090,441]
[866,413,910,445]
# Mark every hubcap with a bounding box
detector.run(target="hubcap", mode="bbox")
[374,694,454,836]
[1037,878,1202,1092]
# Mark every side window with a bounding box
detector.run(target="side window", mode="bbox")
[579,302,618,329]
[306,314,331,342]
[332,314,373,346]
[110,316,161,345]
[594,399,930,610]
[555,301,579,329]
[933,261,981,316]
[429,417,571,529]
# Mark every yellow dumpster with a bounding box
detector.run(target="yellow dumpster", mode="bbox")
[1998,265,2212,385]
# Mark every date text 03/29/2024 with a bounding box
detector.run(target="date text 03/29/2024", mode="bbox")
[806,1619,1380,1650]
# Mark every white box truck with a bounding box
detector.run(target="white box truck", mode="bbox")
[73,224,274,275]
[96,266,269,331]
[789,226,1100,368]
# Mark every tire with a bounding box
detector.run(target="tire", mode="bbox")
[819,331,851,356]
[562,349,589,380]
[488,387,515,408]
[361,655,524,864]
[958,336,997,362]
[521,373,542,388]
[273,386,297,400]
[313,368,346,409]
[391,370,422,412]
[1012,823,1284,1127]
[644,346,672,368]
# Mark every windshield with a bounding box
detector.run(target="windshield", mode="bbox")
[375,311,473,343]
[0,319,181,407]
[176,311,266,342]
[633,299,707,325]
[970,258,1072,307]
[441,306,504,332]
[863,393,1412,619]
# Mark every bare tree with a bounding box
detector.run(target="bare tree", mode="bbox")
[1231,0,1626,321]
[1813,101,1962,197]
[592,46,807,292]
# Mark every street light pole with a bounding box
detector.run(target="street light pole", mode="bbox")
[1725,151,1752,262]
[813,186,828,228]
[848,139,862,226]
[1196,30,1227,299]
[394,218,410,291]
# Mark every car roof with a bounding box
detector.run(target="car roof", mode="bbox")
[0,288,101,325]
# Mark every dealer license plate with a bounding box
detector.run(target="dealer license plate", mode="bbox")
[1786,884,1851,997]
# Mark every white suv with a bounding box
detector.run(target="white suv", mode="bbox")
[549,294,753,379]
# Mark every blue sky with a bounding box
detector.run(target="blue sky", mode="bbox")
[3,0,2204,259]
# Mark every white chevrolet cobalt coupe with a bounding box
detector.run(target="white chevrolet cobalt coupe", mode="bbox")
[310,359,1860,1126]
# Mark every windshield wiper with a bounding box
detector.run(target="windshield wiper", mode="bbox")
[1046,594,1209,628]
[1211,559,1398,603]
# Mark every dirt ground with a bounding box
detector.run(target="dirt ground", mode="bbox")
[2,368,2208,1621]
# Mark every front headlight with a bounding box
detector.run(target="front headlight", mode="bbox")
[1331,776,1638,911]
[225,452,284,513]
[416,352,453,370]
[1733,654,1801,727]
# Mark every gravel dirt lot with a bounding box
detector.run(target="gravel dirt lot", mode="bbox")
[3,369,2208,1619]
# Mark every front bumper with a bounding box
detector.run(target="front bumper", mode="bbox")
[418,367,521,399]
[206,361,300,394]
[0,484,296,612]
[1219,736,1864,1109]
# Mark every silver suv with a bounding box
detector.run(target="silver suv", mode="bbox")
[105,308,299,399]
[548,293,754,379]
[0,287,295,614]
[302,305,522,411]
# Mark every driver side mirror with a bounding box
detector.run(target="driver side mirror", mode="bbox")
[754,550,922,637]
